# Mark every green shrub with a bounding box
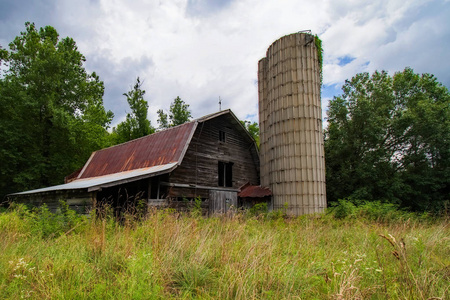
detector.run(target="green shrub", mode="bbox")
[329,199,357,219]
[191,196,203,218]
[329,199,434,223]
[30,201,86,238]
[248,202,268,216]
[357,201,403,221]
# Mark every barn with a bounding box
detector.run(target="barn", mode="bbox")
[8,110,266,215]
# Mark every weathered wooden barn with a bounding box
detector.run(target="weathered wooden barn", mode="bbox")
[9,110,266,214]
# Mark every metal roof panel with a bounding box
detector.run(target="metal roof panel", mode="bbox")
[78,121,197,179]
[11,163,178,195]
[238,185,272,198]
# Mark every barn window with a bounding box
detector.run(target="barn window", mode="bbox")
[219,130,226,142]
[218,161,233,187]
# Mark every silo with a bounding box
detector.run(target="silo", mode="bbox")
[258,32,326,215]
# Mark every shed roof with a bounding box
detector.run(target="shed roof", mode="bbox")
[238,184,272,198]
[12,163,178,195]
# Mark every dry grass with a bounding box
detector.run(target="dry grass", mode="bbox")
[0,205,448,299]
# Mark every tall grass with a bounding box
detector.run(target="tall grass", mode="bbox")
[0,202,448,299]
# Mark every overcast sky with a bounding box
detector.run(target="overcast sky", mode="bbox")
[1,0,449,127]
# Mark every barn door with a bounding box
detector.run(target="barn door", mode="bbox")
[209,190,237,214]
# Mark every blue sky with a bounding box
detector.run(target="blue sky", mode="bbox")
[1,0,449,127]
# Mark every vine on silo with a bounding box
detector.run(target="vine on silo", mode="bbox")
[314,35,323,87]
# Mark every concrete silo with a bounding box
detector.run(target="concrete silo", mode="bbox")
[258,32,326,215]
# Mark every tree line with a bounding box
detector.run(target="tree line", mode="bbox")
[0,23,193,199]
[325,68,449,212]
[1,23,448,212]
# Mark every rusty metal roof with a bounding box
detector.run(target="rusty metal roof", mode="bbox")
[78,121,197,179]
[77,109,254,180]
[238,184,272,198]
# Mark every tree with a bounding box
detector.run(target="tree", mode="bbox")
[325,68,449,212]
[111,77,154,143]
[240,120,260,148]
[0,22,113,198]
[170,96,192,126]
[156,109,169,130]
[157,96,192,129]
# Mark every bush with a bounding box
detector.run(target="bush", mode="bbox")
[329,199,357,219]
[357,201,402,221]
[4,201,86,238]
[32,201,86,238]
[328,199,435,223]
[248,202,268,216]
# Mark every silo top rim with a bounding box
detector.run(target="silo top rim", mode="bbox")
[263,31,316,57]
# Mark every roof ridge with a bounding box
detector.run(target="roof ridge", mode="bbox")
[94,120,197,154]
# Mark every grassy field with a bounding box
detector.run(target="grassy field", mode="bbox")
[0,203,448,299]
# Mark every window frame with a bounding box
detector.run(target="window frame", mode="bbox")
[219,130,226,142]
[218,161,233,187]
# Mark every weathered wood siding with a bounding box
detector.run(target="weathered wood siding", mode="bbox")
[209,190,237,214]
[169,114,259,197]
[9,190,94,214]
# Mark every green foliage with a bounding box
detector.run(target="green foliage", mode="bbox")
[314,34,323,87]
[111,77,154,144]
[0,22,113,198]
[325,68,450,212]
[156,108,169,129]
[31,202,84,238]
[240,120,260,148]
[328,199,433,223]
[244,202,288,220]
[329,199,357,219]
[191,196,203,218]
[157,96,192,129]
[248,202,268,216]
[2,201,86,238]
[170,96,192,126]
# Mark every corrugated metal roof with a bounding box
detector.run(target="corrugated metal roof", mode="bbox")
[238,185,272,198]
[78,121,197,179]
[12,163,178,195]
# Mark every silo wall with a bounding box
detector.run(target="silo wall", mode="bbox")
[258,32,326,215]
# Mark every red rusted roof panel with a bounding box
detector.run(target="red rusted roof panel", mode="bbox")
[78,121,197,179]
[238,185,272,198]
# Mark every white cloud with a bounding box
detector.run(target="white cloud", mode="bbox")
[1,0,449,127]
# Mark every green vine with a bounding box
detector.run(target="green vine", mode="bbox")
[314,35,323,87]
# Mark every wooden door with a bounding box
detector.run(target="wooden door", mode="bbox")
[209,190,237,214]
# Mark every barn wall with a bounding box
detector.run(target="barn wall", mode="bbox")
[169,114,260,198]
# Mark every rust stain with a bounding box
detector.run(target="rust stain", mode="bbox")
[78,122,197,179]
[238,185,272,198]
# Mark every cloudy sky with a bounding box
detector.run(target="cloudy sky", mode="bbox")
[1,0,449,127]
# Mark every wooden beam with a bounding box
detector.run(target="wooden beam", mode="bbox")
[160,182,239,192]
